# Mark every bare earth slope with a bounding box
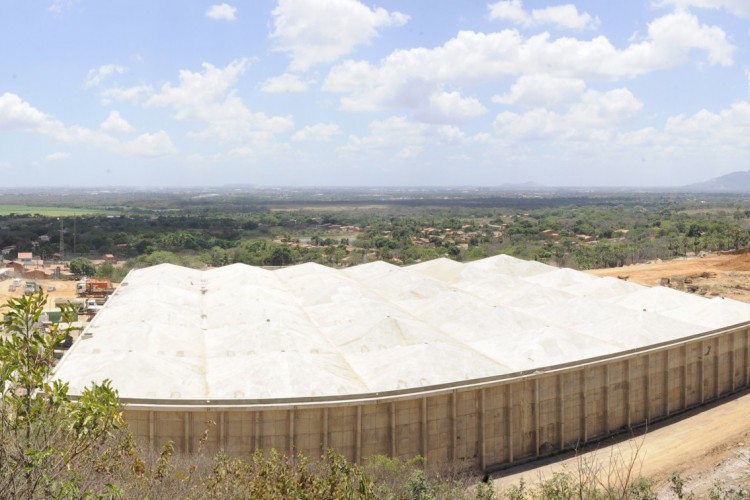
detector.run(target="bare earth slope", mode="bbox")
[588,249,750,302]
[494,251,750,496]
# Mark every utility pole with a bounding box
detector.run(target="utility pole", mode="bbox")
[59,218,64,260]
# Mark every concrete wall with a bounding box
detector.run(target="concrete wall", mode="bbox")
[122,323,750,471]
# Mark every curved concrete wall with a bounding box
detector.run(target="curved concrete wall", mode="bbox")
[122,322,750,471]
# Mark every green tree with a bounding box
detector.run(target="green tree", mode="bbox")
[97,260,115,280]
[0,292,125,497]
[265,245,293,266]
[69,257,96,277]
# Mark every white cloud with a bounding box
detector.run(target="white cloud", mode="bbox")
[646,102,750,174]
[488,1,599,30]
[482,95,750,185]
[626,8,733,67]
[205,3,237,21]
[415,90,487,124]
[259,73,312,93]
[100,85,153,104]
[656,0,750,18]
[0,92,110,145]
[322,60,378,93]
[341,116,427,157]
[292,123,341,142]
[84,64,126,88]
[665,101,750,145]
[493,75,586,108]
[0,92,54,132]
[436,125,466,143]
[45,152,70,161]
[494,88,643,141]
[339,116,438,161]
[487,0,527,26]
[100,111,135,134]
[534,5,599,30]
[333,73,486,124]
[339,116,490,161]
[271,0,408,71]
[146,59,249,112]
[567,88,643,128]
[0,92,172,157]
[324,10,732,122]
[48,0,78,14]
[121,131,177,157]
[145,60,294,142]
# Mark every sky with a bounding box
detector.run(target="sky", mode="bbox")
[1,0,749,188]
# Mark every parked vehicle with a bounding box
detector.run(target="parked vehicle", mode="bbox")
[76,278,114,297]
[54,297,86,313]
[24,281,38,295]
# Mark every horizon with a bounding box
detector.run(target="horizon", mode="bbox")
[0,181,745,194]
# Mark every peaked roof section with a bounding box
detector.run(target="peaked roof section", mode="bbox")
[53,255,750,402]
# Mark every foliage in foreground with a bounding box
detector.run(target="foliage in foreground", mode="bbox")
[0,291,125,497]
[501,436,657,500]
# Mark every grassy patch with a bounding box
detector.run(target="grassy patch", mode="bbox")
[0,205,114,216]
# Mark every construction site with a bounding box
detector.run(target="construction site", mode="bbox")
[49,254,750,472]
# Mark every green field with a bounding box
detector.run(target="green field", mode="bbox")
[0,205,114,216]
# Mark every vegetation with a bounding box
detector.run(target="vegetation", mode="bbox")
[0,205,113,216]
[68,257,97,277]
[0,291,125,497]
[3,190,750,280]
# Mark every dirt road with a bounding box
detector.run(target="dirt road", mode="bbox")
[493,391,750,497]
[0,277,79,306]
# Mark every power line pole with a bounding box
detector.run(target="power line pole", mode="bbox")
[59,218,64,260]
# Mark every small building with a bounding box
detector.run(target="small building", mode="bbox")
[18,252,33,265]
[3,261,24,274]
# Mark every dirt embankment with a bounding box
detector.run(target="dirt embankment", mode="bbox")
[587,249,750,303]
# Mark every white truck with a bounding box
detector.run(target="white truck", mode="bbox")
[23,281,39,295]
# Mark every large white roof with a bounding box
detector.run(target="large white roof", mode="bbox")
[53,255,750,402]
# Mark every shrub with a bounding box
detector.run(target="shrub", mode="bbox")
[0,291,127,497]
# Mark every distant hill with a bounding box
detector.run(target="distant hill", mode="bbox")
[683,171,750,192]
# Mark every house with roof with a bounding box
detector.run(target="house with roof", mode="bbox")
[17,252,33,265]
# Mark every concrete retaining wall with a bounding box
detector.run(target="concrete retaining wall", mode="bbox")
[122,323,750,471]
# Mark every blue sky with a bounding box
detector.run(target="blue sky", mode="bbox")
[1,0,749,187]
